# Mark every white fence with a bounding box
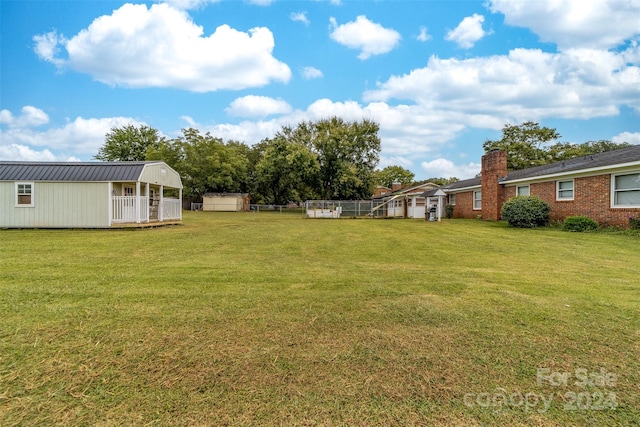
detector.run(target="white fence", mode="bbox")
[162,198,182,220]
[112,196,148,223]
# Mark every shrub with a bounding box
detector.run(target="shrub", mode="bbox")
[629,215,640,230]
[562,216,599,232]
[445,204,454,219]
[500,196,550,228]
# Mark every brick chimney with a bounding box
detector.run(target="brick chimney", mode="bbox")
[481,150,508,220]
[391,181,402,192]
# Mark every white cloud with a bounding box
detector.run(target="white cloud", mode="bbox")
[33,30,66,67]
[226,95,292,118]
[612,132,640,145]
[290,11,310,25]
[417,26,432,42]
[248,0,275,5]
[0,106,50,128]
[160,0,219,10]
[301,66,323,79]
[445,13,490,49]
[364,46,640,123]
[0,106,146,159]
[488,0,640,50]
[420,158,481,179]
[329,15,401,60]
[0,144,58,162]
[34,3,291,92]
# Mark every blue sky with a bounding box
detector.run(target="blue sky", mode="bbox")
[1,0,639,179]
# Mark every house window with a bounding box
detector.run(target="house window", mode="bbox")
[516,185,530,196]
[16,182,34,207]
[449,194,456,205]
[473,190,482,210]
[556,180,574,200]
[612,172,640,207]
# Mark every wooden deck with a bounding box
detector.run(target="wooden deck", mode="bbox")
[110,220,182,229]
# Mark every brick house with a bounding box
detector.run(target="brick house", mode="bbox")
[442,144,640,227]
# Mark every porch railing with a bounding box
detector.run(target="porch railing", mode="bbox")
[112,196,149,223]
[162,198,182,220]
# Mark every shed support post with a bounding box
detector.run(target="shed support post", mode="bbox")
[159,185,164,222]
[136,181,141,224]
[108,182,113,226]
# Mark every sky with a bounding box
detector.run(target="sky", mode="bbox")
[1,0,639,180]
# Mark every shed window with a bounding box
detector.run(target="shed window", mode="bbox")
[556,180,574,200]
[612,172,640,207]
[473,190,482,210]
[516,185,530,196]
[16,182,34,207]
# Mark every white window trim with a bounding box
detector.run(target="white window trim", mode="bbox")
[516,185,530,196]
[473,190,482,210]
[611,171,640,208]
[556,179,574,201]
[449,193,456,206]
[15,182,35,207]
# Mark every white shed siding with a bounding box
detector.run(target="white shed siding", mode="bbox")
[203,196,240,212]
[139,163,183,189]
[0,182,109,228]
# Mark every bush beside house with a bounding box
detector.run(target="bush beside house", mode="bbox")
[500,196,550,228]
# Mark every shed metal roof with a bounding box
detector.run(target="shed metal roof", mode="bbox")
[0,161,154,182]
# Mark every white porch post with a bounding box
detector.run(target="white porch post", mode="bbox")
[145,183,149,223]
[136,181,141,224]
[108,182,113,226]
[179,188,183,220]
[159,185,164,222]
[437,195,442,222]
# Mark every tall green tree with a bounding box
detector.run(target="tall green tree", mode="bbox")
[483,121,561,170]
[373,165,415,188]
[95,124,163,161]
[484,122,631,171]
[255,135,319,204]
[175,128,249,198]
[547,140,631,162]
[290,117,381,199]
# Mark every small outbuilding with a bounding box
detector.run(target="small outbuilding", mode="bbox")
[202,193,250,212]
[0,161,183,228]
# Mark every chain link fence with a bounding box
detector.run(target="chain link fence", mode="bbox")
[305,200,385,218]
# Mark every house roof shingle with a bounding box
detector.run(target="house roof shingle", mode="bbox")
[441,176,481,191]
[501,144,640,183]
[0,161,154,182]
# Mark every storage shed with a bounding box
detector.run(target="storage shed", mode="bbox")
[0,161,183,228]
[202,193,250,212]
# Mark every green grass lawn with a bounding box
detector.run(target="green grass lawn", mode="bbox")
[1,212,638,426]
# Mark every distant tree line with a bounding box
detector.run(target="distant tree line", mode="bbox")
[95,120,632,203]
[96,118,382,204]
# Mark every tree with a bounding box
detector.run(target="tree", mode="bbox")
[95,124,163,161]
[547,140,631,162]
[255,135,319,204]
[417,177,459,186]
[291,117,381,199]
[483,122,630,171]
[373,166,415,188]
[483,121,561,170]
[175,128,249,198]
